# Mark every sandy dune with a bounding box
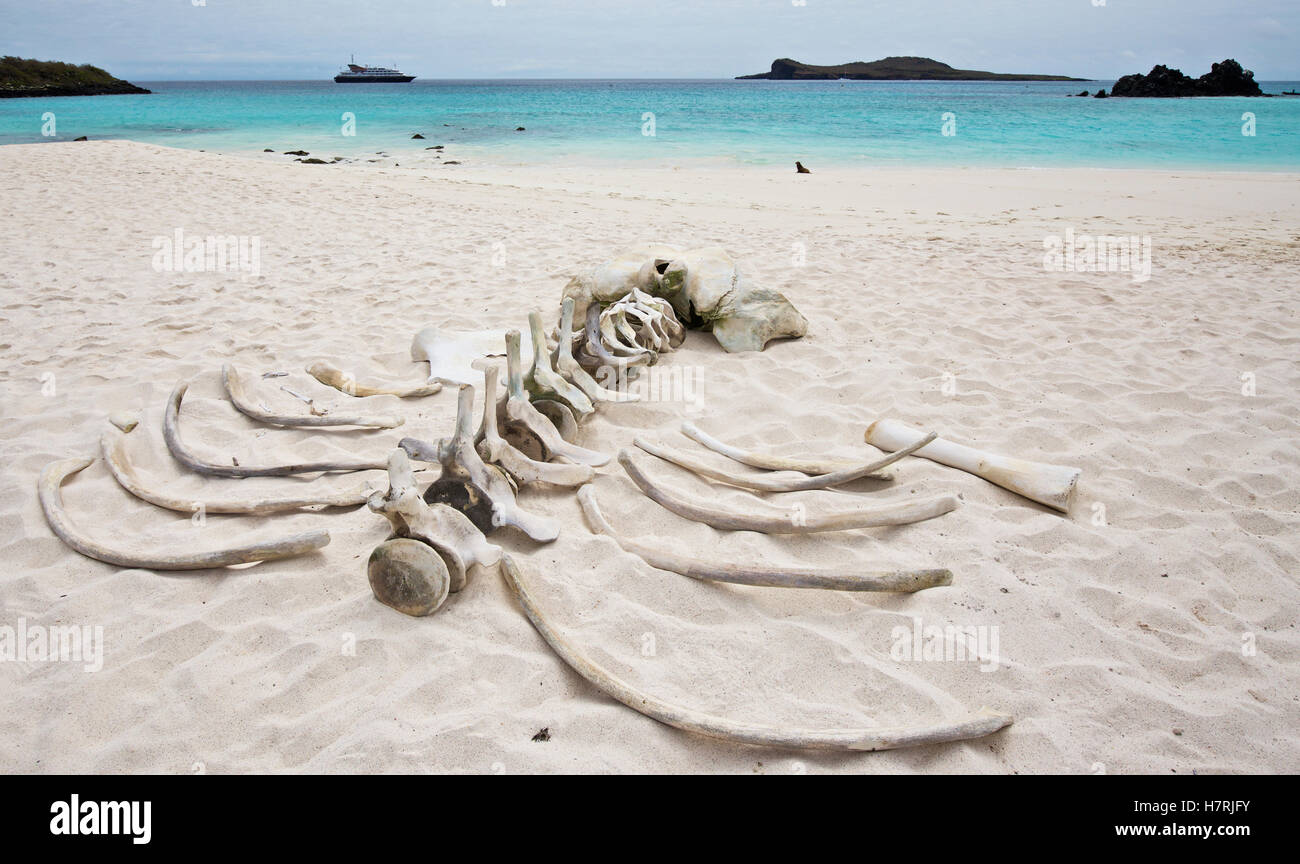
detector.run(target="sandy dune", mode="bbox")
[0,141,1296,773]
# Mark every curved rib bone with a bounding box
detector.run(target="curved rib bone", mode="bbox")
[414,383,561,543]
[39,457,330,570]
[553,297,638,403]
[478,366,594,487]
[223,364,403,429]
[525,311,594,419]
[306,360,442,398]
[501,554,1011,751]
[618,449,958,534]
[368,449,502,592]
[504,330,610,467]
[682,420,893,479]
[580,302,652,372]
[865,419,1081,514]
[103,430,375,513]
[165,382,387,478]
[577,486,951,592]
[633,430,937,492]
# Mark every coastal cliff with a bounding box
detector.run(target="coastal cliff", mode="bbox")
[737,57,1082,81]
[0,56,150,98]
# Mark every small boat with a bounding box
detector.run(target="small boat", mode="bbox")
[1281,90,1300,96]
[334,56,415,83]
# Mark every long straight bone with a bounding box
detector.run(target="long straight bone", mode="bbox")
[618,449,958,534]
[501,554,1011,751]
[577,486,951,592]
[306,360,442,398]
[223,364,403,428]
[865,419,1081,513]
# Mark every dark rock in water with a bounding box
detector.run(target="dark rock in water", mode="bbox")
[1111,59,1262,97]
[444,160,461,165]
[284,149,309,156]
[263,148,274,152]
[411,133,425,139]
[73,135,88,141]
[1093,89,1108,99]
[738,56,1081,81]
[299,157,329,164]
[515,126,525,131]
[1076,90,1089,97]
[795,161,811,174]
[0,56,151,98]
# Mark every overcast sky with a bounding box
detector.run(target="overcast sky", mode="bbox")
[3,0,1296,80]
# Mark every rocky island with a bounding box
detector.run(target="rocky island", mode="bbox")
[1109,59,1262,97]
[737,56,1082,81]
[0,56,151,98]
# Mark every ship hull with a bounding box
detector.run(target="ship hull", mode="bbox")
[333,75,415,83]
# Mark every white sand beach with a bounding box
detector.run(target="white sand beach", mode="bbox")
[0,140,1297,773]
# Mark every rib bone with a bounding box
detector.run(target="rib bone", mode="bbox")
[367,449,502,592]
[682,420,892,479]
[577,486,950,592]
[411,383,561,542]
[618,449,958,533]
[579,302,652,372]
[306,360,442,398]
[223,364,403,428]
[39,457,330,570]
[633,430,937,492]
[478,366,594,487]
[501,554,1011,751]
[165,381,387,478]
[865,419,1081,514]
[103,429,375,513]
[504,329,610,467]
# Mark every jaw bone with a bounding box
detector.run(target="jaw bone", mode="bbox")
[165,381,387,478]
[681,420,893,480]
[411,325,531,386]
[103,429,376,513]
[500,553,1011,751]
[631,430,936,493]
[865,419,1081,514]
[552,298,638,403]
[618,449,959,534]
[306,360,442,398]
[503,329,610,467]
[367,449,502,603]
[408,383,561,543]
[524,310,594,419]
[223,364,403,429]
[577,486,951,593]
[477,366,594,488]
[39,457,329,570]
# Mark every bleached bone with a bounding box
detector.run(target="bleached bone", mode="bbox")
[579,303,652,372]
[503,329,610,467]
[223,364,403,429]
[39,457,330,570]
[411,325,530,386]
[618,449,958,533]
[552,297,637,403]
[367,449,502,595]
[532,399,578,441]
[599,306,655,360]
[577,486,950,592]
[306,360,442,398]
[368,538,451,617]
[409,383,561,542]
[865,419,1081,514]
[478,366,594,487]
[500,554,1011,751]
[633,430,937,492]
[103,430,375,513]
[164,381,387,478]
[524,311,594,419]
[681,420,892,479]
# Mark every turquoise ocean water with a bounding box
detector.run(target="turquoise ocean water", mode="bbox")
[3,79,1299,169]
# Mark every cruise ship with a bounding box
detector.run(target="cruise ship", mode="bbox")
[333,57,415,83]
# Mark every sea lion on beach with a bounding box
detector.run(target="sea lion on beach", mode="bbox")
[795,161,810,174]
